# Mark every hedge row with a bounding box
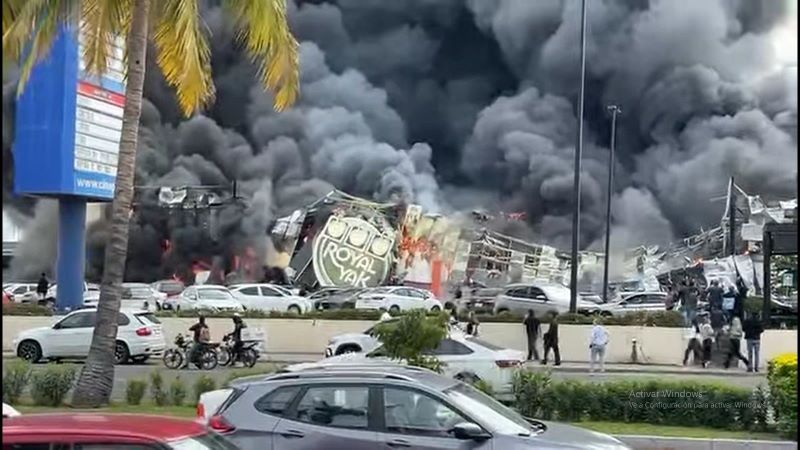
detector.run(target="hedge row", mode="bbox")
[512,371,771,432]
[767,352,798,439]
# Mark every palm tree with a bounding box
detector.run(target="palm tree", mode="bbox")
[4,0,299,407]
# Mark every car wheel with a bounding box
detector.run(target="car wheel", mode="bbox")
[601,311,613,318]
[336,345,361,355]
[17,340,42,363]
[114,341,130,365]
[131,356,149,364]
[288,305,302,315]
[455,372,480,385]
[430,305,441,312]
[496,308,510,316]
[444,302,454,310]
[389,305,400,314]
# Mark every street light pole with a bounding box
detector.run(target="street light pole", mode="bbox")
[602,105,621,302]
[569,0,588,313]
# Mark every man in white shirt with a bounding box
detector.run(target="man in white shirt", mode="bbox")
[589,318,610,373]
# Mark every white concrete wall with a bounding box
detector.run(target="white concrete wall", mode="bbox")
[3,316,796,366]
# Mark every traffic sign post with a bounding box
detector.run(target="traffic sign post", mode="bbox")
[13,25,126,312]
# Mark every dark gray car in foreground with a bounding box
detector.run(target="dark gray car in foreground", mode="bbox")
[211,365,630,449]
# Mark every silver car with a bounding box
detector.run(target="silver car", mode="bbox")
[493,283,599,316]
[597,292,668,317]
[211,365,630,450]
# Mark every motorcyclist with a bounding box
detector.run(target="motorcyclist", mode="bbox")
[188,315,210,367]
[226,314,247,365]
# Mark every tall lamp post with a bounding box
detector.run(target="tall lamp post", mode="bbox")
[569,0,589,313]
[602,105,621,302]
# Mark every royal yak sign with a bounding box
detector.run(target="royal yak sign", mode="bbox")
[312,215,394,287]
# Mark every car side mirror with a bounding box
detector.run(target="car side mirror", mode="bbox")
[451,422,490,441]
[52,322,62,330]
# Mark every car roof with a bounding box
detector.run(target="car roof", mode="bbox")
[3,414,208,441]
[244,364,458,391]
[122,282,149,287]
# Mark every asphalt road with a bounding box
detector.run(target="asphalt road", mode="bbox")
[8,357,767,402]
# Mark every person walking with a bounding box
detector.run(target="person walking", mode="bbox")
[541,312,561,366]
[722,286,736,323]
[523,310,541,361]
[589,318,609,373]
[706,280,724,311]
[682,319,703,366]
[36,273,49,303]
[724,315,750,369]
[743,312,764,372]
[465,311,479,336]
[698,316,715,368]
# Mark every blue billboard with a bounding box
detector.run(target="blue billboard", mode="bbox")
[14,25,126,201]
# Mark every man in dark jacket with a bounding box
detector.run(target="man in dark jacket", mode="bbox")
[187,315,209,367]
[36,273,49,302]
[541,312,561,366]
[706,280,724,310]
[742,312,764,372]
[523,310,541,361]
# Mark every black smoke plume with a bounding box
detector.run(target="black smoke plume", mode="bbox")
[2,0,796,281]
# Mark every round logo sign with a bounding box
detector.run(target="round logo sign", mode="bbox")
[312,216,394,287]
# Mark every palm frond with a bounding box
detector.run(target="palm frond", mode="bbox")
[4,0,79,96]
[153,0,214,116]
[223,0,299,111]
[80,0,131,78]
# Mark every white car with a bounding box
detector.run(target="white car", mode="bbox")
[493,283,600,316]
[229,284,312,314]
[325,318,399,356]
[353,286,443,312]
[597,291,668,317]
[43,282,99,307]
[3,283,38,303]
[3,403,20,418]
[310,331,523,394]
[175,285,244,312]
[122,282,168,310]
[13,308,166,364]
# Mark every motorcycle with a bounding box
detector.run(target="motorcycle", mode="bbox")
[162,334,219,370]
[217,334,260,368]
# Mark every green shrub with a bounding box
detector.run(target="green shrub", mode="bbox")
[125,379,147,405]
[372,309,448,371]
[768,353,798,440]
[473,379,495,397]
[149,371,169,406]
[512,374,761,432]
[2,303,54,316]
[193,375,217,405]
[170,376,188,406]
[30,365,76,406]
[2,360,32,404]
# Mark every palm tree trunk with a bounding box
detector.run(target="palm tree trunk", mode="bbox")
[72,0,151,408]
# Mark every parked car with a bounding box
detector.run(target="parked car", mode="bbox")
[309,287,364,310]
[3,413,240,450]
[151,279,185,310]
[597,292,668,317]
[230,284,312,314]
[13,308,166,364]
[454,286,503,314]
[493,283,600,316]
[43,282,99,307]
[2,403,20,418]
[199,365,629,449]
[324,318,399,356]
[319,331,524,394]
[122,282,167,310]
[175,285,245,313]
[353,286,443,312]
[3,283,38,303]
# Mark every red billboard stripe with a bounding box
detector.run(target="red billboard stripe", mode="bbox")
[77,82,126,108]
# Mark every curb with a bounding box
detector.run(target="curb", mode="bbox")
[615,435,798,450]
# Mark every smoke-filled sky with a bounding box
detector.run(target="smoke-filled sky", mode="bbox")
[2,0,797,280]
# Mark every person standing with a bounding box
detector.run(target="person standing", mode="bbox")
[706,280,724,311]
[724,315,750,370]
[541,312,561,366]
[722,286,736,323]
[187,315,209,368]
[226,314,246,365]
[523,310,541,361]
[683,281,699,327]
[465,311,479,336]
[743,312,764,372]
[589,318,609,373]
[36,273,49,302]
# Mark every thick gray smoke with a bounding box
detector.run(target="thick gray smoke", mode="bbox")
[2,0,796,281]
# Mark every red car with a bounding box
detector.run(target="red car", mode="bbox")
[3,413,240,450]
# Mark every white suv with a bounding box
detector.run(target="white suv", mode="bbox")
[13,308,166,364]
[493,283,599,316]
[353,286,443,313]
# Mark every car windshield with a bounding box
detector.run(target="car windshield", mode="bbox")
[170,432,240,450]
[445,383,534,436]
[159,281,184,294]
[272,285,292,296]
[469,337,503,351]
[198,289,234,301]
[136,312,162,324]
[129,287,151,297]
